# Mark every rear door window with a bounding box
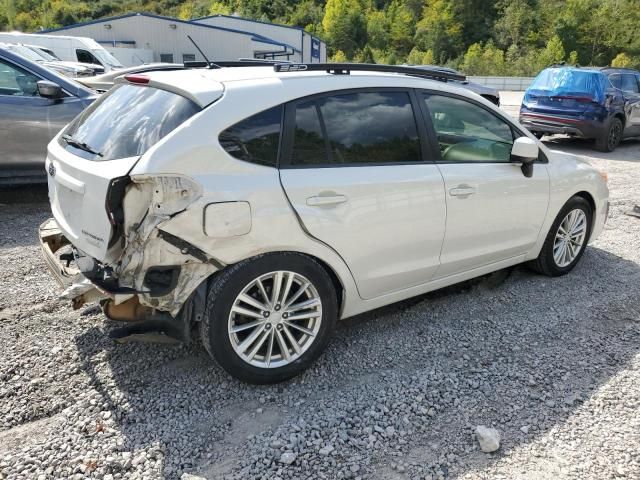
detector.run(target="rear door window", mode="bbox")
[60,84,200,161]
[290,90,421,166]
[219,106,282,167]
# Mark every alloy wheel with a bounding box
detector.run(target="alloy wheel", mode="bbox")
[228,271,322,369]
[553,209,587,267]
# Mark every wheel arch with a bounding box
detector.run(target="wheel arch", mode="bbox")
[573,190,596,239]
[613,112,625,128]
[204,249,349,317]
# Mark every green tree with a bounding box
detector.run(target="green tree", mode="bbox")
[568,50,579,66]
[407,47,425,65]
[414,0,463,63]
[537,34,565,68]
[289,0,324,30]
[611,52,632,68]
[365,9,388,50]
[209,1,231,15]
[331,49,348,62]
[357,44,376,63]
[4,0,16,29]
[388,0,415,56]
[322,0,366,59]
[460,41,505,75]
[494,0,533,49]
[422,49,435,65]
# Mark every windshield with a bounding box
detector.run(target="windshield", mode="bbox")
[28,46,57,61]
[60,84,200,161]
[42,48,61,60]
[7,45,47,63]
[528,68,607,102]
[91,49,123,68]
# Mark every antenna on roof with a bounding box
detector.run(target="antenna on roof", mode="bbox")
[187,35,219,69]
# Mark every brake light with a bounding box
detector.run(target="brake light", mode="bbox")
[125,74,150,85]
[554,95,595,103]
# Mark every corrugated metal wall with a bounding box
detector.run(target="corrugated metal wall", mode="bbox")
[48,15,254,64]
[194,16,327,63]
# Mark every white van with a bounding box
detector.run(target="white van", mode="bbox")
[0,32,124,72]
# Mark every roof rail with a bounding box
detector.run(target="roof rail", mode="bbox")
[183,59,291,69]
[599,66,638,72]
[273,63,466,82]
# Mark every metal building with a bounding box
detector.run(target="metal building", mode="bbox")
[192,14,326,63]
[38,12,326,67]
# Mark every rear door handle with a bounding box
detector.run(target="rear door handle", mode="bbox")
[449,186,476,197]
[306,194,348,206]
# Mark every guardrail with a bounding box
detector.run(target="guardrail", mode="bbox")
[468,76,535,91]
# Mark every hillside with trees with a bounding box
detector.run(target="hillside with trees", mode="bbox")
[2,0,639,74]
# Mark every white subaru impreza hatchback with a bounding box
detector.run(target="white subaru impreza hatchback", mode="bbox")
[40,63,609,383]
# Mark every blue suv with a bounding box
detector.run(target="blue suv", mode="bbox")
[520,66,640,151]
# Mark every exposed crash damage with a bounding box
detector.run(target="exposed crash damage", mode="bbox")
[40,174,224,342]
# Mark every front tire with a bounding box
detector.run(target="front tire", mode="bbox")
[201,253,338,384]
[529,196,592,276]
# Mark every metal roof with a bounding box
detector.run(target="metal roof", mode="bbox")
[37,12,301,54]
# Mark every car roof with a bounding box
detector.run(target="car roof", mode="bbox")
[597,66,640,74]
[120,65,480,107]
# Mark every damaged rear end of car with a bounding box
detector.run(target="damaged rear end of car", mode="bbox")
[40,72,225,342]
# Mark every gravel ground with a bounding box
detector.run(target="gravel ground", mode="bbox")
[1,133,639,479]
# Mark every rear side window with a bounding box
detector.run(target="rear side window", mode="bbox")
[219,106,282,167]
[61,84,200,161]
[621,74,639,93]
[76,49,98,65]
[290,91,421,166]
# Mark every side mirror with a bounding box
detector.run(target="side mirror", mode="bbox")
[37,80,64,99]
[511,136,539,178]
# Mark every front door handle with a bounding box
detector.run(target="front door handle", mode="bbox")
[449,186,476,197]
[306,194,348,206]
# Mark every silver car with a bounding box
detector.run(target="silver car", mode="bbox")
[0,47,96,185]
[1,43,94,78]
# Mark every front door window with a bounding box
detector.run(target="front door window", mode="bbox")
[423,94,514,162]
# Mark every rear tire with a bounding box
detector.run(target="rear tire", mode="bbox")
[201,253,338,384]
[595,117,622,152]
[529,196,592,277]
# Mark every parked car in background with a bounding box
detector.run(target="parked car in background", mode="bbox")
[0,47,97,185]
[520,66,640,151]
[39,63,608,384]
[0,32,124,72]
[414,65,501,105]
[0,43,94,78]
[77,63,184,93]
[24,44,104,76]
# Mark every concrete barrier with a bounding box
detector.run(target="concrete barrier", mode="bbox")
[468,76,535,91]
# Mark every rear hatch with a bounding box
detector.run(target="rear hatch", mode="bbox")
[47,75,220,263]
[522,67,607,117]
